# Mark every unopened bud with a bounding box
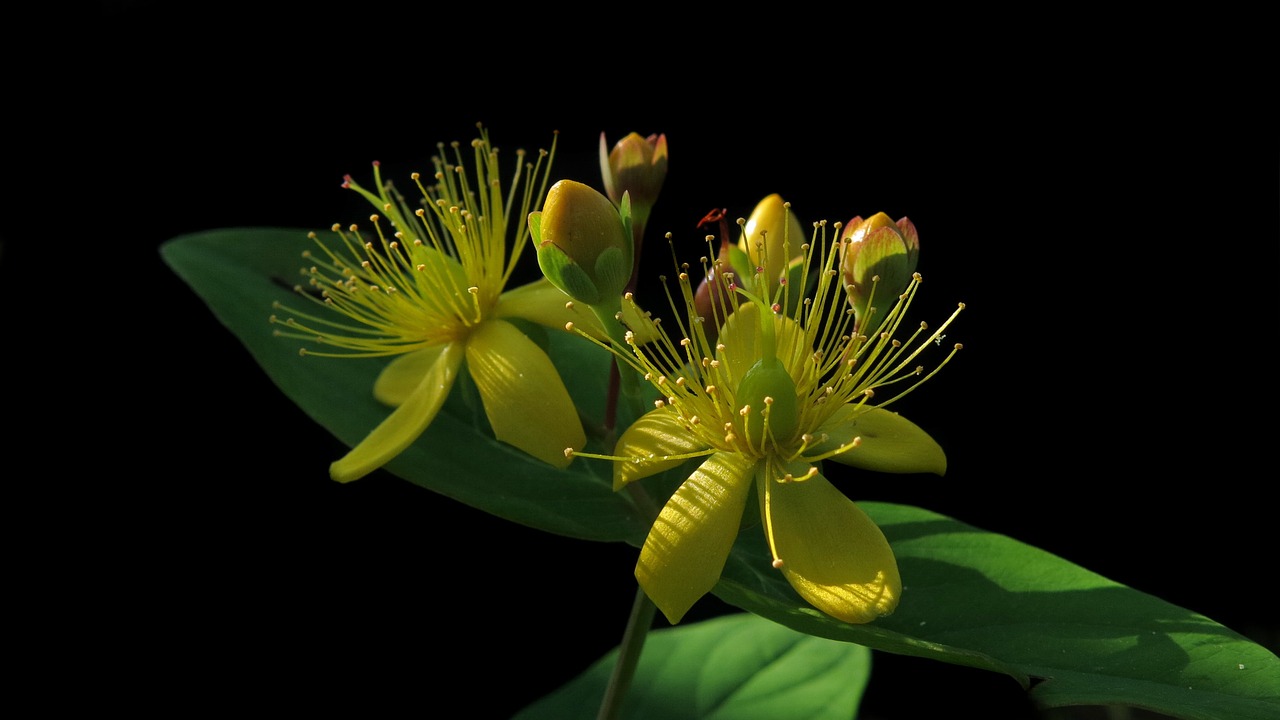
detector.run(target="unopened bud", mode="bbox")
[529,180,633,305]
[840,212,919,333]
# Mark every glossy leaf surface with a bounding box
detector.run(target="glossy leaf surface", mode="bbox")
[514,612,872,720]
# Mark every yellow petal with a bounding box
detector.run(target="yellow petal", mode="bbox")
[465,318,586,469]
[759,463,901,624]
[372,345,451,406]
[817,405,947,475]
[636,452,759,625]
[497,278,598,333]
[717,303,764,381]
[496,278,665,345]
[497,278,661,345]
[612,409,712,490]
[717,302,811,385]
[330,342,465,483]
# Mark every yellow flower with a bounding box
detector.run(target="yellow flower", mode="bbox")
[573,204,963,625]
[270,127,589,482]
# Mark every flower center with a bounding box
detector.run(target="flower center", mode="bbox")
[735,358,798,451]
[566,205,964,474]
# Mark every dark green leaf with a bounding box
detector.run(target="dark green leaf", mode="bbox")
[160,227,647,542]
[513,613,872,720]
[714,502,1280,720]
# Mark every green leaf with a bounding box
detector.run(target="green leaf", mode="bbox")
[714,502,1280,720]
[160,227,647,543]
[513,613,872,720]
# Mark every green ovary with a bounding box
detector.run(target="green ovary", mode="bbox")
[735,359,798,449]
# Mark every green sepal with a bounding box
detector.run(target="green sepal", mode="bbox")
[536,241,603,305]
[593,246,629,305]
[527,209,543,244]
[618,190,636,267]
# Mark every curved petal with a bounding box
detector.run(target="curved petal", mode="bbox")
[758,462,901,624]
[716,303,764,385]
[496,277,592,330]
[330,342,465,483]
[636,452,759,625]
[815,405,947,475]
[716,302,811,388]
[497,278,661,345]
[465,318,586,469]
[612,409,713,490]
[372,345,451,406]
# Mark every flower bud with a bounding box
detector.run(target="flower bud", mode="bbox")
[693,231,734,336]
[599,132,668,226]
[738,194,807,299]
[840,213,920,333]
[529,179,633,306]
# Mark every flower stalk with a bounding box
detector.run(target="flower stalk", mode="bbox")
[596,587,658,720]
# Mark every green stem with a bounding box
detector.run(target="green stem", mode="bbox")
[596,586,658,720]
[595,475,661,720]
[590,300,644,429]
[593,210,660,720]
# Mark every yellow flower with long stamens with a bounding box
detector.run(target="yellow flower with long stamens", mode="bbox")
[571,201,964,625]
[270,127,590,482]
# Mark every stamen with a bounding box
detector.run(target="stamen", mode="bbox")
[762,476,785,571]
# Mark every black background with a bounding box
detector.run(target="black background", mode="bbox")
[18,3,1275,718]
